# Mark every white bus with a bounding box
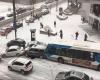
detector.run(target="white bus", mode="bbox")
[44,39,100,71]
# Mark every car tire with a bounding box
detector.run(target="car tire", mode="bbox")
[97,65,100,71]
[8,66,12,71]
[58,57,64,64]
[21,70,25,75]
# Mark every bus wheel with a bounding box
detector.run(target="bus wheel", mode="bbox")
[58,57,64,64]
[97,65,100,71]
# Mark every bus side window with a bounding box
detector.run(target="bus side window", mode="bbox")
[45,46,57,55]
[58,48,67,56]
[67,49,74,58]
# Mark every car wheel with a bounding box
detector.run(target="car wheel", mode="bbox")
[21,70,25,75]
[58,57,64,64]
[8,66,12,71]
[97,65,100,71]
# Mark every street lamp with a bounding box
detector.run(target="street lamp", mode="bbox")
[12,0,17,39]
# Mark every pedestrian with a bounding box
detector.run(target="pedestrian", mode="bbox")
[60,29,63,39]
[40,22,43,29]
[48,29,50,37]
[84,33,88,41]
[75,31,79,40]
[54,21,56,27]
[81,17,85,23]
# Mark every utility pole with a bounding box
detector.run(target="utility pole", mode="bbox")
[12,0,17,39]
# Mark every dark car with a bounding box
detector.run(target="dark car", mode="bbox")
[7,13,13,17]
[12,22,23,30]
[0,16,5,21]
[7,38,26,48]
[16,8,26,14]
[25,44,46,58]
[55,70,93,80]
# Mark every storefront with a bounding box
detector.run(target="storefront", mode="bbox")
[88,4,100,31]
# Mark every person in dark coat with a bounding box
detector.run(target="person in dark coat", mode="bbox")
[60,29,63,39]
[48,29,50,37]
[84,33,88,41]
[40,22,43,29]
[75,31,79,40]
[54,21,56,27]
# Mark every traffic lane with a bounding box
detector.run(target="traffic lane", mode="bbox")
[1,57,100,80]
[0,57,48,80]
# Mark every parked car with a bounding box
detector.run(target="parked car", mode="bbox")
[16,8,26,14]
[0,26,12,36]
[40,25,57,36]
[34,9,42,19]
[7,38,26,48]
[2,45,24,57]
[55,70,93,80]
[0,16,5,21]
[8,57,33,74]
[40,5,49,15]
[7,13,13,17]
[11,22,23,30]
[25,17,36,23]
[25,43,47,58]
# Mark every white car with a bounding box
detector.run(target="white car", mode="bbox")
[8,58,33,74]
[2,46,24,57]
[40,25,57,36]
[55,70,93,80]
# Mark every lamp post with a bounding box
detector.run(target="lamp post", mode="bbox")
[12,0,17,39]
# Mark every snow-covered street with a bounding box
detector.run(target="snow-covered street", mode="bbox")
[0,0,100,80]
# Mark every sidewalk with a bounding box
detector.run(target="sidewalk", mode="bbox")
[79,23,100,42]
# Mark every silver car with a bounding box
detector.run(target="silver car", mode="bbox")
[2,46,24,57]
[55,70,93,80]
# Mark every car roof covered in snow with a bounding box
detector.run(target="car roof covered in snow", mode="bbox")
[14,58,31,64]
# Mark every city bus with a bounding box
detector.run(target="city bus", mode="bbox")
[44,40,100,71]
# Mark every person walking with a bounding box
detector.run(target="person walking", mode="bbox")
[84,33,88,41]
[60,29,63,39]
[48,29,50,37]
[75,31,79,40]
[54,21,56,27]
[40,22,43,29]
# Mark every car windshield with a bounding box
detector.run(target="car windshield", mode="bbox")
[65,71,71,77]
[83,74,89,80]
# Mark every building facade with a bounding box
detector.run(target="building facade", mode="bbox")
[0,0,45,5]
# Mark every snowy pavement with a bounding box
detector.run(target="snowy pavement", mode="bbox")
[0,1,100,80]
[0,57,100,80]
